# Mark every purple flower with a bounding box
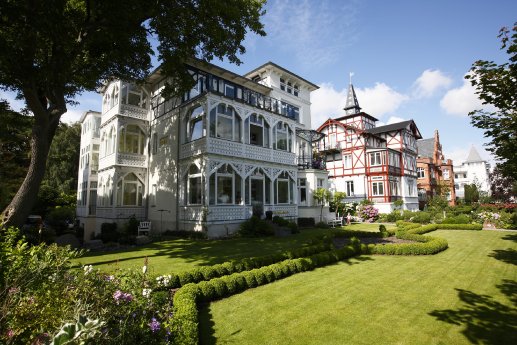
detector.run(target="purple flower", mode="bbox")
[149,318,160,332]
[113,290,133,304]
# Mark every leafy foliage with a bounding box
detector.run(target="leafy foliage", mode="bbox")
[466,23,517,179]
[489,163,517,201]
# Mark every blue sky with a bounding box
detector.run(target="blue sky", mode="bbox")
[1,0,515,166]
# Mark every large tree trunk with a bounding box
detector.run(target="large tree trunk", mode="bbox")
[1,89,63,229]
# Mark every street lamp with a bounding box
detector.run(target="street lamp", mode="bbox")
[156,209,170,233]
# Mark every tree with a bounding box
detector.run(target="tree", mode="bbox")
[0,101,31,211]
[466,23,517,180]
[41,122,81,195]
[330,191,347,215]
[313,188,332,222]
[464,184,480,204]
[490,163,517,202]
[0,0,266,228]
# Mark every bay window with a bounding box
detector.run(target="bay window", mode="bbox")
[209,164,242,205]
[370,151,383,166]
[274,172,293,204]
[246,114,270,147]
[372,181,384,196]
[118,124,145,154]
[274,122,292,151]
[121,84,147,109]
[187,105,205,142]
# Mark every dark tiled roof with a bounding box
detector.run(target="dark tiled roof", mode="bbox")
[416,138,435,158]
[365,120,414,135]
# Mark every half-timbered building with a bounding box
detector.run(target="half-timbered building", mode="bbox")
[316,83,422,213]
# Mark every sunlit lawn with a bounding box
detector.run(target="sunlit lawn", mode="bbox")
[200,230,517,345]
[74,227,339,275]
[74,223,394,275]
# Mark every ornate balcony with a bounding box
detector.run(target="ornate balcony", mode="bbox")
[99,152,146,169]
[180,137,296,166]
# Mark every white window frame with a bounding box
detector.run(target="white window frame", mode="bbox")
[372,181,384,196]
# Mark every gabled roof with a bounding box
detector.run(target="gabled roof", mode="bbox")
[365,120,422,139]
[465,146,484,162]
[416,138,435,158]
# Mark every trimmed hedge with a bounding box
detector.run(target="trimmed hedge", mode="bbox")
[157,240,333,290]
[367,222,482,255]
[171,245,362,345]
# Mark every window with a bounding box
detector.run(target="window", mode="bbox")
[276,172,291,204]
[293,85,299,97]
[280,102,299,121]
[372,182,384,196]
[187,165,202,205]
[343,154,352,168]
[287,81,292,94]
[246,169,267,205]
[346,181,354,196]
[417,167,425,178]
[188,106,205,142]
[317,178,324,188]
[152,133,158,155]
[389,180,400,196]
[116,173,144,206]
[121,84,147,109]
[298,178,307,204]
[224,83,235,98]
[407,179,415,196]
[209,164,241,205]
[280,78,286,91]
[443,169,450,179]
[246,114,270,147]
[370,152,383,166]
[274,122,292,151]
[119,124,145,154]
[418,189,427,201]
[209,104,241,142]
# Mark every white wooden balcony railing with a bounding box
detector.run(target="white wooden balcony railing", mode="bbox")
[99,152,146,169]
[180,137,296,165]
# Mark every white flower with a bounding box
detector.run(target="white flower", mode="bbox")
[142,265,148,274]
[83,265,93,275]
[142,288,152,298]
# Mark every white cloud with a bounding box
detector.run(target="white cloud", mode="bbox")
[264,0,358,67]
[355,83,409,117]
[412,69,452,98]
[61,109,84,123]
[310,83,347,128]
[440,79,486,116]
[311,82,408,128]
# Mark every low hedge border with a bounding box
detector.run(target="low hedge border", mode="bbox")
[156,236,334,290]
[170,244,364,345]
[366,222,482,255]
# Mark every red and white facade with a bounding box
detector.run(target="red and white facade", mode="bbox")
[316,84,422,213]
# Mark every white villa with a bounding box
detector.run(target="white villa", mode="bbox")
[453,146,491,198]
[76,59,331,239]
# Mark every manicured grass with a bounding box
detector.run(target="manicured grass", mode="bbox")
[74,228,336,275]
[200,230,517,345]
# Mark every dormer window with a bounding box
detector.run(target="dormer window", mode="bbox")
[280,78,286,91]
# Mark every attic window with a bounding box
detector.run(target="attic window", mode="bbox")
[280,78,286,91]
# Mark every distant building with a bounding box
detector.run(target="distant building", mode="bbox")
[416,130,456,208]
[316,82,422,213]
[453,146,490,198]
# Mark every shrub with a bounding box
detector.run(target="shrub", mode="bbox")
[441,214,471,224]
[357,204,379,222]
[171,284,200,345]
[238,216,273,237]
[288,222,299,234]
[45,205,76,235]
[315,221,329,228]
[410,212,432,224]
[241,271,258,288]
[379,224,387,233]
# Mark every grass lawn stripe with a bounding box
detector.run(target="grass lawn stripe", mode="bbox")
[200,230,517,345]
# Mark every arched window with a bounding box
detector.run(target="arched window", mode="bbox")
[111,84,119,108]
[209,104,241,142]
[209,164,242,205]
[98,178,104,206]
[187,105,205,142]
[273,122,292,151]
[245,114,270,147]
[244,168,271,205]
[116,173,144,206]
[118,124,145,154]
[186,164,202,205]
[106,126,116,155]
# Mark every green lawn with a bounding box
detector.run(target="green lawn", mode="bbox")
[74,224,393,275]
[74,228,340,275]
[200,230,517,345]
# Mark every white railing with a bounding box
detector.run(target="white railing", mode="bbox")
[265,205,297,218]
[117,153,147,167]
[96,207,145,220]
[120,104,148,121]
[180,137,296,165]
[99,153,116,170]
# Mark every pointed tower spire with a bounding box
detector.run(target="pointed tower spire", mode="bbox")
[343,73,361,115]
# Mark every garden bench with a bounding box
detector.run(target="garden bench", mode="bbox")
[327,213,344,228]
[137,221,152,236]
